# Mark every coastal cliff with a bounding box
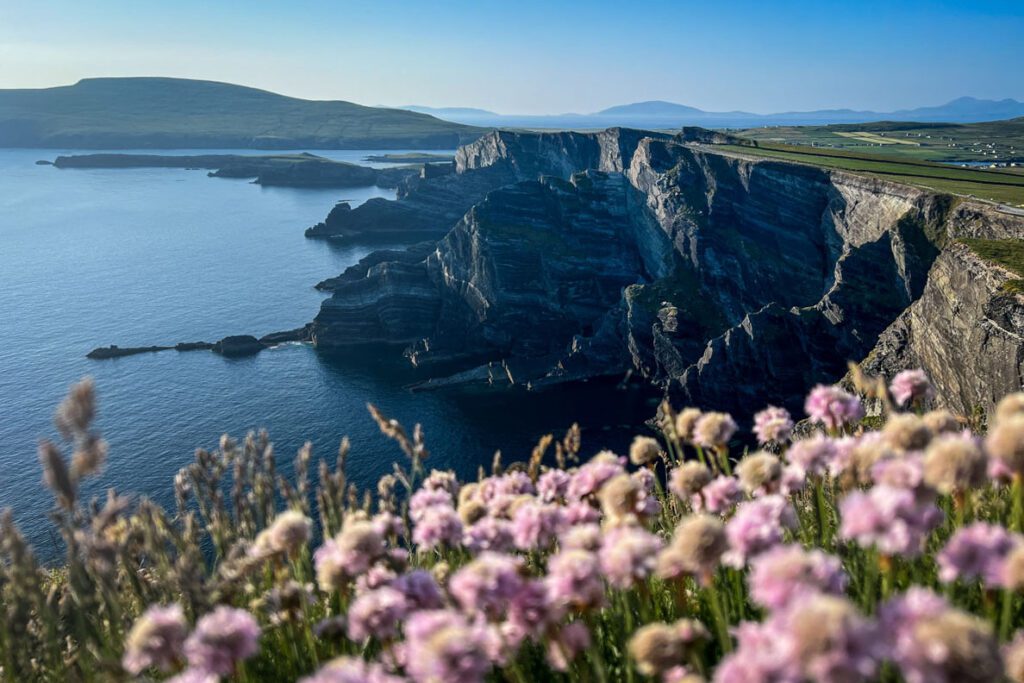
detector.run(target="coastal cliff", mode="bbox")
[309,129,1024,416]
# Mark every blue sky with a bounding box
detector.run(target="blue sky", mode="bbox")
[0,0,1021,113]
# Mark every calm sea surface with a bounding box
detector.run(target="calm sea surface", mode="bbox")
[0,148,653,561]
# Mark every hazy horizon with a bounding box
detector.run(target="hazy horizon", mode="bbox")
[2,0,1022,115]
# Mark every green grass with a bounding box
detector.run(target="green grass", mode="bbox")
[711,141,1024,205]
[960,238,1024,293]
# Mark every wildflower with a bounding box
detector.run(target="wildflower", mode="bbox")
[923,409,961,435]
[347,586,408,642]
[449,553,524,618]
[752,406,794,445]
[881,594,1003,683]
[1003,545,1024,591]
[560,522,602,551]
[997,393,1024,425]
[674,408,702,443]
[657,515,727,582]
[537,468,571,502]
[463,516,515,554]
[630,435,662,466]
[724,495,797,567]
[546,622,591,672]
[511,500,565,550]
[734,451,782,495]
[509,578,557,636]
[598,474,643,523]
[871,454,926,490]
[392,569,445,610]
[1004,631,1024,683]
[882,413,933,452]
[692,412,737,448]
[252,509,311,558]
[937,523,1019,587]
[787,434,836,478]
[567,451,626,500]
[184,606,260,677]
[805,384,864,431]
[458,499,487,525]
[563,500,602,525]
[412,505,463,551]
[781,594,880,682]
[122,603,188,674]
[692,475,744,514]
[836,434,896,486]
[409,488,455,520]
[839,485,942,557]
[599,524,664,589]
[890,369,935,408]
[167,670,218,683]
[403,610,491,683]
[628,620,709,677]
[923,434,987,494]
[987,415,1024,476]
[669,461,712,500]
[546,549,605,609]
[299,656,404,683]
[422,469,459,497]
[314,520,385,591]
[747,545,847,610]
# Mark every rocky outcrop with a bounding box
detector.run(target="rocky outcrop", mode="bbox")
[308,128,1024,417]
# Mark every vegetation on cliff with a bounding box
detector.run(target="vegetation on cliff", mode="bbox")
[5,370,1024,682]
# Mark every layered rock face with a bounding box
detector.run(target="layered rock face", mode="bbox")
[309,129,1024,416]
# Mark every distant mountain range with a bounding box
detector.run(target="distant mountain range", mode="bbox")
[0,78,482,149]
[396,96,1024,129]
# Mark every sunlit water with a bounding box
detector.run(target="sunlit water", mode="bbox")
[0,148,655,561]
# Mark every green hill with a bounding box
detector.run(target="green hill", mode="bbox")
[0,77,485,149]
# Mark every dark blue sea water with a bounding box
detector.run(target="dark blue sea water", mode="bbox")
[0,148,654,561]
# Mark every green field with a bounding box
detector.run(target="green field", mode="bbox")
[960,238,1024,293]
[735,118,1024,165]
[711,141,1024,205]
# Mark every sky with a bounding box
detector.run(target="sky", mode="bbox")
[0,0,1022,114]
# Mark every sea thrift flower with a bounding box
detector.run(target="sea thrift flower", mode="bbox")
[567,451,626,500]
[449,553,525,618]
[881,593,1003,683]
[463,516,515,554]
[778,594,880,682]
[735,451,782,495]
[882,413,933,452]
[997,393,1024,425]
[724,495,797,567]
[560,522,602,550]
[669,461,712,500]
[546,549,605,610]
[1004,631,1024,683]
[787,434,836,478]
[937,523,1019,586]
[392,569,445,610]
[923,409,961,435]
[599,524,663,588]
[987,415,1024,475]
[546,622,591,672]
[167,671,218,683]
[314,520,385,590]
[890,369,935,408]
[871,454,926,490]
[839,485,942,557]
[347,587,408,642]
[403,610,490,683]
[692,475,743,514]
[409,488,455,520]
[657,515,727,582]
[1003,545,1024,591]
[537,468,571,502]
[184,606,260,677]
[412,505,463,551]
[563,500,602,525]
[923,434,987,494]
[252,509,312,557]
[508,578,556,636]
[692,412,737,448]
[630,435,662,465]
[747,545,847,610]
[805,384,864,431]
[422,469,460,497]
[752,406,793,445]
[511,500,565,550]
[674,408,703,443]
[628,620,709,678]
[122,603,188,674]
[299,656,404,683]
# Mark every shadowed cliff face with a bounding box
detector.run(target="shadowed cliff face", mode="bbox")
[309,129,1024,417]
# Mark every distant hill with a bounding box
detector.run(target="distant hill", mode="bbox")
[393,97,1024,129]
[0,78,485,149]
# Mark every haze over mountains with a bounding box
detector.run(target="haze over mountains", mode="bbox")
[401,96,1024,129]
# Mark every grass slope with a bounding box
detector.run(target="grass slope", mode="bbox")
[712,141,1024,205]
[0,77,485,149]
[960,237,1024,294]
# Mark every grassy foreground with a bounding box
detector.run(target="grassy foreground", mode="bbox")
[5,371,1024,682]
